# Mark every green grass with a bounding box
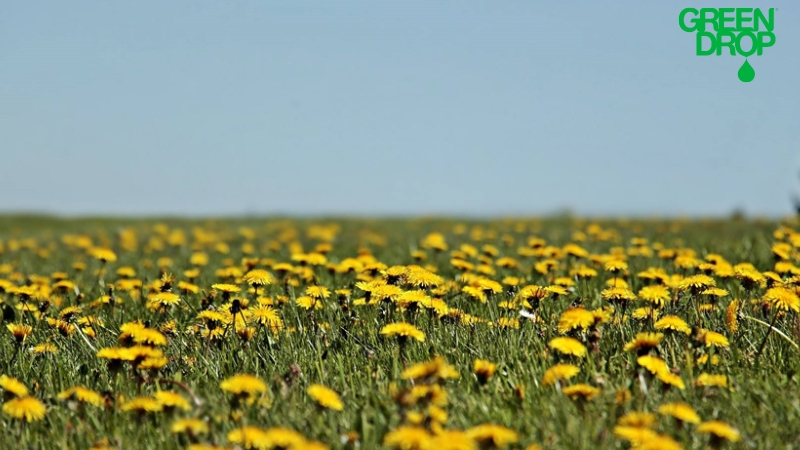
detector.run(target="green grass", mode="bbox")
[1,216,799,449]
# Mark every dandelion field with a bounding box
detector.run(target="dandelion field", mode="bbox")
[2,216,800,449]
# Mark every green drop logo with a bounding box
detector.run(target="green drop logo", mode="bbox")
[738,59,755,83]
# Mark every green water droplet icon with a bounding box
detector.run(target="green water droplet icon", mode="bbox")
[738,59,755,82]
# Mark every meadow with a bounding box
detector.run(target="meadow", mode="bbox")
[1,215,799,449]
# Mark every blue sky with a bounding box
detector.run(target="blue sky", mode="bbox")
[1,1,798,217]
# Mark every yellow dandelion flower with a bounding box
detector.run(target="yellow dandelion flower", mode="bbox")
[613,426,658,445]
[623,333,664,353]
[476,279,503,295]
[618,411,657,428]
[699,329,730,348]
[294,440,329,450]
[735,266,766,289]
[250,305,283,329]
[196,310,229,325]
[429,430,476,450]
[772,242,793,260]
[518,285,550,301]
[397,290,431,308]
[118,320,147,341]
[131,328,168,347]
[658,402,700,424]
[725,300,740,333]
[631,434,683,450]
[637,267,668,282]
[605,278,629,289]
[695,373,727,388]
[697,420,741,442]
[545,285,569,296]
[696,354,721,365]
[261,428,307,448]
[678,274,716,292]
[90,248,117,263]
[212,283,241,294]
[601,287,637,303]
[701,287,729,298]
[88,437,117,450]
[604,259,628,273]
[562,383,601,401]
[466,424,518,448]
[121,396,162,413]
[402,356,460,382]
[496,317,520,329]
[57,386,103,406]
[548,337,587,358]
[656,371,685,390]
[178,281,200,294]
[403,412,425,427]
[563,244,588,258]
[763,286,800,312]
[596,308,616,325]
[31,342,58,355]
[243,269,273,287]
[116,266,136,278]
[189,251,209,266]
[6,323,33,343]
[383,426,432,450]
[307,384,343,411]
[451,259,475,273]
[305,285,331,299]
[570,265,597,279]
[228,426,269,449]
[2,396,46,422]
[542,364,580,386]
[631,307,659,320]
[296,296,323,310]
[392,384,444,408]
[370,284,403,303]
[0,375,29,397]
[171,418,209,435]
[459,285,485,303]
[637,285,671,307]
[615,388,632,405]
[138,355,169,370]
[220,374,267,399]
[381,323,425,342]
[654,315,691,334]
[154,391,190,411]
[473,359,498,385]
[557,308,595,333]
[150,292,181,308]
[637,355,669,375]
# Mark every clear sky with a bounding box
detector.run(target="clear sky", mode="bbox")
[1,1,798,217]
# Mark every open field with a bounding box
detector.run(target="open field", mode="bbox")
[1,216,800,449]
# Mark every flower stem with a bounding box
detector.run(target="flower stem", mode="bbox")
[754,311,780,365]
